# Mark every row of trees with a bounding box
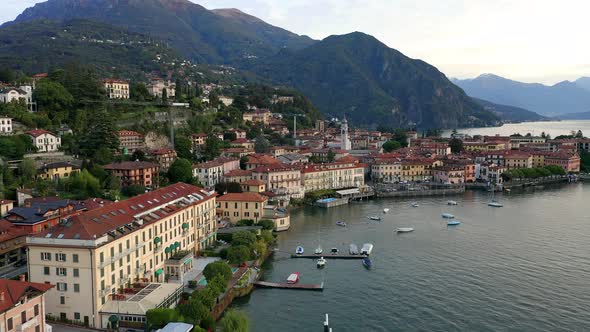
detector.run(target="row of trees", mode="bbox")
[501,165,567,181]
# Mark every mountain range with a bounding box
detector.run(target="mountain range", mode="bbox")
[1,0,545,128]
[453,74,590,117]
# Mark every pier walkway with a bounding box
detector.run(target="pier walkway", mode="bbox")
[291,254,367,259]
[253,281,324,291]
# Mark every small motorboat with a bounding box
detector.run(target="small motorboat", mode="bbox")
[330,247,339,254]
[295,246,304,255]
[447,200,458,206]
[360,243,374,255]
[383,208,390,213]
[336,221,347,227]
[488,201,503,207]
[369,216,381,221]
[411,202,419,207]
[442,213,455,219]
[287,272,300,284]
[316,257,326,268]
[362,257,372,269]
[447,220,461,226]
[396,227,414,233]
[349,244,359,255]
[315,246,323,255]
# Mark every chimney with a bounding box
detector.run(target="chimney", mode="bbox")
[19,274,25,282]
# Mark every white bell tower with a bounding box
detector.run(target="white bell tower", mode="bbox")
[341,116,351,151]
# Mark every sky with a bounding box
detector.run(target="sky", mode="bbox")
[2,0,590,84]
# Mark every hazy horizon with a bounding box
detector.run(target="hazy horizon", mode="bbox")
[3,0,590,85]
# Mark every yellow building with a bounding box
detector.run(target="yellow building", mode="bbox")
[241,179,266,193]
[505,152,533,169]
[301,161,365,192]
[37,161,80,181]
[26,183,217,329]
[103,79,129,99]
[216,192,290,231]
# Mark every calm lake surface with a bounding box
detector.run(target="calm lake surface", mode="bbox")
[234,183,590,331]
[443,120,590,138]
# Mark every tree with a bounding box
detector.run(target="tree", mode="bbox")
[79,109,119,157]
[122,184,145,197]
[254,134,271,153]
[252,240,267,258]
[199,314,215,331]
[214,182,242,195]
[231,231,257,247]
[146,308,182,329]
[177,300,208,325]
[260,230,274,244]
[193,286,217,309]
[203,261,232,283]
[220,309,250,332]
[203,133,222,161]
[449,138,464,154]
[575,130,584,138]
[0,67,15,83]
[167,158,193,184]
[382,140,402,152]
[33,80,74,117]
[131,150,146,161]
[175,135,193,160]
[18,159,36,184]
[327,149,336,162]
[93,147,114,165]
[257,219,275,231]
[162,88,168,104]
[239,156,248,170]
[208,275,228,294]
[63,170,101,199]
[130,82,151,101]
[227,245,252,264]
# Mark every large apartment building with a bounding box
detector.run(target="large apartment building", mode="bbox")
[116,130,145,154]
[26,183,217,329]
[103,161,160,189]
[300,161,366,192]
[103,79,130,99]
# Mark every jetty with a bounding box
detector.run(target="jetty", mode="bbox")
[291,254,367,259]
[253,281,324,291]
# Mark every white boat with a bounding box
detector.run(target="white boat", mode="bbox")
[369,216,381,221]
[287,272,300,284]
[360,243,374,255]
[330,247,339,254]
[488,201,503,207]
[315,246,323,255]
[447,220,461,226]
[396,227,414,233]
[447,200,458,206]
[295,246,304,255]
[441,213,455,219]
[316,257,326,268]
[411,202,419,207]
[335,221,347,227]
[349,244,359,255]
[383,208,390,213]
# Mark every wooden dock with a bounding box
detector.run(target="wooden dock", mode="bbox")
[253,281,324,291]
[291,254,367,259]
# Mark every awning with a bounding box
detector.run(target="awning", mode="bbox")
[154,237,161,244]
[182,223,189,229]
[155,268,164,277]
[184,257,192,265]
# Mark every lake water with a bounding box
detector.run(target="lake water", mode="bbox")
[234,184,590,331]
[442,120,590,138]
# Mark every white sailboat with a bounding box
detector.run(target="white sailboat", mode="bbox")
[488,185,503,207]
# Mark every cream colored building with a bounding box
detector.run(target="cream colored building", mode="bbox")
[26,129,61,153]
[0,117,13,135]
[26,183,217,329]
[301,161,365,192]
[251,165,303,200]
[103,79,130,99]
[37,161,80,181]
[216,192,290,231]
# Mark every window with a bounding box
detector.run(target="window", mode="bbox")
[74,284,80,293]
[44,267,50,275]
[57,282,67,291]
[34,304,39,316]
[73,268,79,277]
[56,267,67,276]
[55,253,66,262]
[41,252,51,261]
[35,326,40,332]
[74,312,81,320]
[73,254,79,263]
[21,311,26,324]
[7,318,13,330]
[60,296,66,305]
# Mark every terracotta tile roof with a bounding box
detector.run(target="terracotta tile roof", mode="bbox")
[26,129,55,137]
[0,279,53,314]
[250,164,300,173]
[149,148,176,155]
[0,220,27,243]
[32,183,213,241]
[242,179,265,186]
[103,79,129,84]
[245,154,281,166]
[224,169,252,177]
[104,161,159,170]
[217,192,267,203]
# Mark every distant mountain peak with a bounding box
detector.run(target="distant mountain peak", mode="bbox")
[211,8,261,22]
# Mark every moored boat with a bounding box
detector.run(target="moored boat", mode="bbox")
[330,247,339,254]
[396,227,414,233]
[488,201,503,207]
[349,244,359,255]
[287,272,300,284]
[316,257,326,268]
[411,202,419,207]
[336,221,347,227]
[369,216,381,221]
[362,257,372,269]
[295,246,304,255]
[447,220,461,226]
[315,246,323,255]
[447,200,458,205]
[442,213,455,219]
[360,243,374,255]
[383,208,390,213]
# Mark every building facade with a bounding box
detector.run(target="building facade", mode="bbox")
[103,80,130,99]
[0,117,12,135]
[117,130,145,155]
[301,161,365,192]
[103,161,160,189]
[37,162,80,182]
[26,184,217,329]
[0,278,53,332]
[26,130,61,153]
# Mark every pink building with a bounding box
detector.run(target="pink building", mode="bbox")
[0,278,53,332]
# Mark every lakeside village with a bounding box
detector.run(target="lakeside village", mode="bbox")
[1,69,590,332]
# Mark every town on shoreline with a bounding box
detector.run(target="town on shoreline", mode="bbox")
[1,68,589,332]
